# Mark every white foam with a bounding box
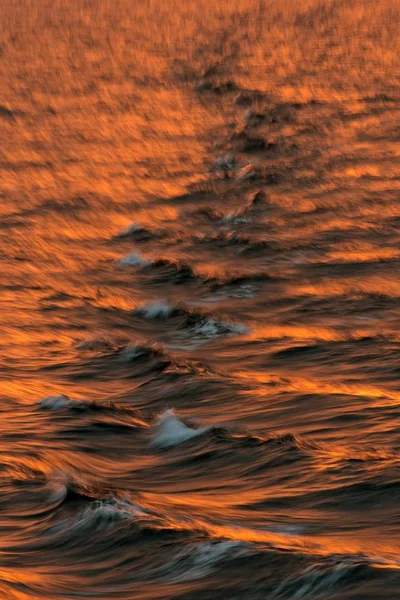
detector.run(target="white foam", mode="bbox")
[271,524,305,536]
[90,496,147,520]
[190,540,248,566]
[271,560,360,599]
[39,395,81,410]
[222,213,252,224]
[213,152,238,172]
[193,318,248,338]
[231,284,256,299]
[221,208,252,224]
[170,316,248,350]
[118,342,157,361]
[152,409,211,449]
[136,301,175,320]
[49,496,147,535]
[192,318,222,338]
[118,222,142,237]
[51,496,148,533]
[166,541,250,582]
[119,252,151,268]
[244,108,253,124]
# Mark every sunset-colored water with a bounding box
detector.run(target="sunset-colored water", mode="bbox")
[1,0,399,598]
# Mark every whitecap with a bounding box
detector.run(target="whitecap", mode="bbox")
[49,496,147,535]
[151,409,212,449]
[193,317,248,339]
[118,341,161,361]
[118,252,151,267]
[221,210,252,224]
[213,152,238,173]
[166,540,250,582]
[271,559,366,599]
[135,301,175,320]
[89,496,147,520]
[38,395,82,410]
[169,314,248,350]
[117,222,142,237]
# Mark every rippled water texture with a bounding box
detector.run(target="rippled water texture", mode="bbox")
[1,0,400,598]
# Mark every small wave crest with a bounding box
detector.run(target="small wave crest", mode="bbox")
[164,540,250,582]
[150,258,199,284]
[48,495,149,537]
[117,222,153,239]
[86,496,147,522]
[151,409,212,449]
[36,395,148,428]
[118,251,152,268]
[270,558,372,599]
[117,341,165,362]
[119,253,199,284]
[188,315,248,339]
[38,395,86,410]
[135,301,177,320]
[134,301,248,344]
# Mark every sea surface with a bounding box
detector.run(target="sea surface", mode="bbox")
[1,1,399,598]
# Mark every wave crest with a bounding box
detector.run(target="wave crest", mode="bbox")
[151,409,212,449]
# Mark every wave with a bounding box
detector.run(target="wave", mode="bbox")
[0,105,20,120]
[36,394,148,424]
[220,208,253,224]
[243,102,298,128]
[135,300,178,320]
[194,231,252,247]
[212,152,239,175]
[210,154,259,183]
[250,189,269,207]
[118,251,152,267]
[60,495,149,531]
[1,463,91,519]
[116,341,165,363]
[197,79,237,95]
[116,222,154,240]
[234,89,267,107]
[9,456,395,592]
[190,206,225,222]
[41,337,171,383]
[149,258,200,284]
[38,395,86,410]
[118,253,200,284]
[186,314,248,339]
[191,204,265,227]
[299,479,400,512]
[134,301,248,340]
[270,558,374,599]
[151,409,212,449]
[50,484,400,575]
[192,193,269,230]
[235,163,258,183]
[75,337,114,351]
[209,272,281,295]
[197,232,273,255]
[164,540,250,583]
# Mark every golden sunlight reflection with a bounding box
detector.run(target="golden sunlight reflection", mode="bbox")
[1,0,399,598]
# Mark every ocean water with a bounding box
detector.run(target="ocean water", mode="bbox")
[0,1,399,598]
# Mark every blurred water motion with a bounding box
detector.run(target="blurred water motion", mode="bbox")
[0,1,399,598]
